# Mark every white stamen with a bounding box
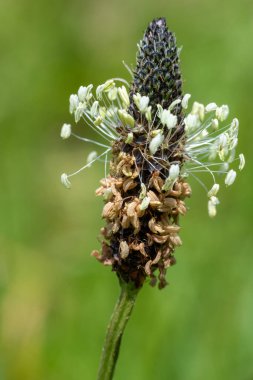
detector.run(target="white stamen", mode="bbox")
[225,169,236,186]
[192,102,205,121]
[125,132,133,144]
[118,109,135,128]
[211,118,219,130]
[182,94,191,109]
[184,114,200,132]
[169,99,181,111]
[94,116,103,126]
[75,103,86,123]
[139,183,147,200]
[159,109,177,129]
[61,173,71,189]
[78,86,86,102]
[108,87,118,101]
[162,164,180,191]
[149,133,164,155]
[90,101,99,117]
[87,151,98,167]
[216,105,229,121]
[169,164,180,180]
[69,94,79,114]
[208,200,217,217]
[205,103,217,112]
[139,96,149,112]
[78,84,93,102]
[60,123,71,139]
[96,84,104,100]
[210,196,219,205]
[140,196,150,211]
[207,183,220,197]
[103,79,115,91]
[133,93,150,113]
[118,86,130,108]
[231,118,239,129]
[208,196,219,218]
[99,107,107,119]
[239,153,245,171]
[145,106,152,122]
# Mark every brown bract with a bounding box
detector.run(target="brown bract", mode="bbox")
[92,144,191,289]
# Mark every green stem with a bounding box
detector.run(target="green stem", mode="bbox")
[97,282,140,380]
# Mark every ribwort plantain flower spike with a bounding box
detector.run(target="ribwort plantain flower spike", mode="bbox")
[60,18,245,290]
[60,18,246,380]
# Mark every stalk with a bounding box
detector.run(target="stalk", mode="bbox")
[97,282,140,380]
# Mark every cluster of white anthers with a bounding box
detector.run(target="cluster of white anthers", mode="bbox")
[60,79,245,217]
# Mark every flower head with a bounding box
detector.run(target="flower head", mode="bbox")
[60,18,244,289]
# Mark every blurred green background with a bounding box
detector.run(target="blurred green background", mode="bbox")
[0,0,253,379]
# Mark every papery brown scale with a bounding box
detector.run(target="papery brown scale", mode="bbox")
[92,18,191,289]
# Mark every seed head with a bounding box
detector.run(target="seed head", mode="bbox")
[130,18,183,122]
[60,18,245,289]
